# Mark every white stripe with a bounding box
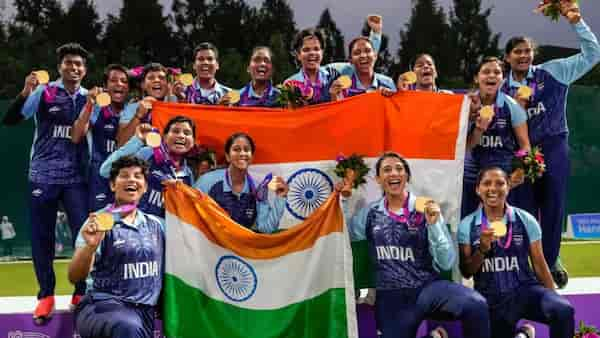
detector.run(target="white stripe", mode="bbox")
[166,213,347,310]
[340,198,359,338]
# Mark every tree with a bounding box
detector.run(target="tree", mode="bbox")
[171,0,209,66]
[449,0,500,83]
[60,0,102,50]
[361,20,394,75]
[397,0,452,83]
[316,8,345,63]
[255,0,297,73]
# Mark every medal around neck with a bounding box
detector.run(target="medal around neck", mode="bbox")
[338,76,352,89]
[34,70,50,85]
[145,131,162,148]
[415,196,433,213]
[179,73,194,87]
[227,91,241,104]
[517,86,532,99]
[401,71,417,85]
[95,212,115,231]
[489,220,507,237]
[479,105,495,120]
[96,92,112,107]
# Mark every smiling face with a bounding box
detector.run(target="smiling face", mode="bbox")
[248,48,273,82]
[142,70,168,99]
[110,166,147,205]
[194,49,219,81]
[476,169,510,209]
[476,61,504,98]
[297,36,323,73]
[350,39,376,76]
[105,69,129,104]
[376,156,409,198]
[59,54,87,85]
[226,136,254,171]
[164,121,194,156]
[506,41,534,74]
[414,54,437,88]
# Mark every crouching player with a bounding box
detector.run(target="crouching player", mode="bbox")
[69,156,164,338]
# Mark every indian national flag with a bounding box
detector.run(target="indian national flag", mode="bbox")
[162,183,357,338]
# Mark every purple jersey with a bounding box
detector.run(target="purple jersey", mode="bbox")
[89,106,120,209]
[237,82,280,107]
[21,81,89,184]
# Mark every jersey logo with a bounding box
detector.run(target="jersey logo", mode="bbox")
[104,124,116,131]
[48,106,61,114]
[32,189,43,197]
[285,168,333,220]
[479,135,503,148]
[215,255,257,302]
[375,246,415,262]
[481,256,519,273]
[95,193,107,201]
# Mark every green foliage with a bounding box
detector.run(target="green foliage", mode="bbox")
[317,8,345,64]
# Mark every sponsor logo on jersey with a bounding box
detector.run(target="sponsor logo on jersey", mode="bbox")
[48,106,61,114]
[32,189,43,197]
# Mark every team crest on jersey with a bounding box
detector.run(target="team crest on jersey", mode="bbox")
[513,234,524,246]
[215,255,257,302]
[285,168,333,220]
[104,124,116,131]
[48,106,61,114]
[31,189,43,197]
[95,193,107,201]
[494,118,507,129]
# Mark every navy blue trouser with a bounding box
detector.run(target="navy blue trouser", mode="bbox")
[75,296,155,338]
[29,182,88,298]
[376,280,490,338]
[487,284,574,338]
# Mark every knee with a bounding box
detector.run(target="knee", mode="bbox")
[550,299,574,322]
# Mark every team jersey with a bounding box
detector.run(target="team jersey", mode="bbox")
[458,205,541,303]
[345,193,455,290]
[184,79,232,105]
[237,81,281,107]
[501,20,600,145]
[99,137,194,218]
[20,80,89,184]
[338,71,396,98]
[194,168,285,233]
[76,208,165,306]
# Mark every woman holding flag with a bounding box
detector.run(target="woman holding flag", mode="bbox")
[500,0,600,287]
[344,152,490,338]
[194,132,288,233]
[70,155,164,338]
[462,57,531,218]
[100,116,196,219]
[458,166,574,338]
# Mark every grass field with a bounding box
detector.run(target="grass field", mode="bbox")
[0,243,599,297]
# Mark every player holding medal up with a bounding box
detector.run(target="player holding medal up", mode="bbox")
[500,0,600,288]
[344,152,490,338]
[458,166,574,338]
[69,156,164,338]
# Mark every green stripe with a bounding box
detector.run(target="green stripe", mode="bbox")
[163,274,349,338]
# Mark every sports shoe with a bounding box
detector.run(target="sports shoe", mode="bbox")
[430,326,448,338]
[516,323,536,338]
[551,257,569,289]
[70,294,83,311]
[33,296,55,325]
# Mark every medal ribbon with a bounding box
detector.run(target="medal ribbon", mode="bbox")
[239,82,273,106]
[481,205,513,249]
[302,70,322,103]
[106,203,137,214]
[225,169,265,201]
[384,192,410,224]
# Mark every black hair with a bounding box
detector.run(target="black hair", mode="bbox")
[475,166,510,187]
[109,155,150,182]
[193,42,220,61]
[141,62,168,82]
[163,115,196,138]
[348,36,373,58]
[474,56,504,84]
[250,46,273,60]
[374,152,411,182]
[503,36,537,73]
[102,64,130,86]
[292,28,327,53]
[411,53,436,70]
[224,132,256,155]
[56,43,90,65]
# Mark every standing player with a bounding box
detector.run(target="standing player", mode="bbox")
[458,166,574,338]
[237,46,281,107]
[70,156,164,338]
[345,152,490,338]
[72,64,130,211]
[182,42,232,105]
[500,2,600,287]
[1,43,90,322]
[397,54,453,94]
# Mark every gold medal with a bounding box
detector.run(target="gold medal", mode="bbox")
[34,70,50,85]
[517,86,532,99]
[96,92,112,107]
[95,212,115,231]
[489,221,507,237]
[479,105,495,120]
[227,91,241,104]
[268,177,279,191]
[401,71,417,85]
[415,196,433,213]
[179,73,194,87]
[338,75,352,89]
[145,131,162,148]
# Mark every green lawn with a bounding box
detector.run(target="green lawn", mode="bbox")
[1,243,599,297]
